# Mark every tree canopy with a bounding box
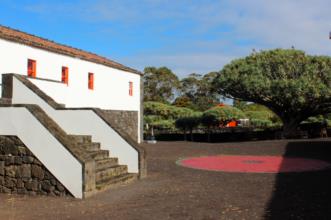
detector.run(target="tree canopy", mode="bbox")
[213,49,331,136]
[143,66,180,103]
[175,72,222,111]
[144,101,200,131]
[144,101,197,120]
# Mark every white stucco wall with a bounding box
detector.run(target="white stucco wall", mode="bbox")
[0,107,83,198]
[11,77,139,173]
[0,38,141,141]
[0,38,141,110]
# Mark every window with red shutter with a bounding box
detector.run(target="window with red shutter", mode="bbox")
[27,59,36,78]
[88,73,94,90]
[129,81,133,96]
[61,66,69,85]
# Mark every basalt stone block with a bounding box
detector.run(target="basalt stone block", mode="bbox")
[5,156,14,165]
[17,146,27,156]
[25,180,39,191]
[2,146,18,156]
[2,186,11,193]
[0,161,4,175]
[5,178,15,189]
[50,178,57,186]
[41,180,55,193]
[5,166,16,177]
[4,138,14,147]
[23,156,34,164]
[33,159,42,165]
[31,165,44,180]
[14,156,22,165]
[3,147,11,155]
[43,171,52,180]
[15,166,22,178]
[56,182,65,192]
[21,164,31,178]
[12,137,23,146]
[0,176,4,185]
[16,179,24,188]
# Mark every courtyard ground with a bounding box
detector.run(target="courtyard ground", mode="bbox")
[1,138,331,220]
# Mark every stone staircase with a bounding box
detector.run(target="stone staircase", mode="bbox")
[1,74,146,198]
[68,135,137,193]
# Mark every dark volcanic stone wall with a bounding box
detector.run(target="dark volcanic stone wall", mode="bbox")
[101,110,139,142]
[0,136,70,196]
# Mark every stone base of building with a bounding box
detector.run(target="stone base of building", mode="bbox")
[0,136,70,196]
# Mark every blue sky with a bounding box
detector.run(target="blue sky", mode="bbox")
[1,0,331,78]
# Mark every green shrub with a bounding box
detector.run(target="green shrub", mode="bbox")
[175,116,201,130]
[144,101,197,120]
[250,119,273,128]
[144,101,202,132]
[202,106,246,123]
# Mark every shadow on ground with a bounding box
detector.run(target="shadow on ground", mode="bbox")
[265,140,331,219]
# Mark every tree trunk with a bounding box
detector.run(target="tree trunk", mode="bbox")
[207,127,212,142]
[190,129,194,142]
[151,126,155,139]
[282,118,301,138]
[183,128,187,141]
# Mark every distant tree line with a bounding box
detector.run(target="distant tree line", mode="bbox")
[144,101,284,141]
[143,67,221,111]
[143,49,331,139]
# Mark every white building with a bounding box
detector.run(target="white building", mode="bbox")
[0,25,145,198]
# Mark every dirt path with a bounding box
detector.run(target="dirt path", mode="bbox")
[1,139,331,220]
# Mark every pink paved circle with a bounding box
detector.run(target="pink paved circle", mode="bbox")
[177,155,331,173]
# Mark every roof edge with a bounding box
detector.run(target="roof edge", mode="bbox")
[0,25,143,76]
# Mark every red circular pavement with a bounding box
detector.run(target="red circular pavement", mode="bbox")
[177,155,331,173]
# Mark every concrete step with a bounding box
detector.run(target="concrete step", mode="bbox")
[68,135,92,144]
[89,150,109,160]
[80,142,101,151]
[96,173,137,191]
[95,165,128,182]
[95,158,119,171]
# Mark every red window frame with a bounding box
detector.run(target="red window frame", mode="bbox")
[61,66,69,85]
[27,59,37,78]
[88,73,94,90]
[129,81,133,96]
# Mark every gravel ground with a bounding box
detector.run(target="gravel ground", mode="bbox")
[1,138,331,220]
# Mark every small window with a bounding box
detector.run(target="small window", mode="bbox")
[61,66,69,85]
[27,59,36,78]
[88,73,94,90]
[129,81,133,96]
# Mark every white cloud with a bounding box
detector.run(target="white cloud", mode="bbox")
[224,0,331,54]
[114,0,331,75]
[22,0,331,76]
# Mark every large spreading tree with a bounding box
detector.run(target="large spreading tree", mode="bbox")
[213,49,331,137]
